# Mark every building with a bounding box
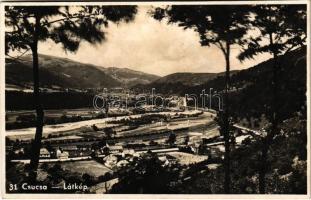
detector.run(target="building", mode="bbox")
[109,145,123,154]
[116,160,129,168]
[103,154,118,169]
[158,156,170,166]
[39,148,51,158]
[61,145,78,151]
[123,148,135,155]
[56,148,69,159]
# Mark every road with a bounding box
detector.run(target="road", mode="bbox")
[11,156,92,164]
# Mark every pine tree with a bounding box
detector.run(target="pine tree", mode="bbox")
[5,5,137,181]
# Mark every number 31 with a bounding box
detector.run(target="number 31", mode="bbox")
[8,184,18,191]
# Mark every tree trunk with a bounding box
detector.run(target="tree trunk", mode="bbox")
[29,16,44,182]
[224,42,231,194]
[259,137,268,193]
[259,44,279,193]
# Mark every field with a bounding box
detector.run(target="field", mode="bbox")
[61,160,112,177]
[6,110,215,141]
[6,108,97,124]
[165,152,208,165]
[41,160,112,177]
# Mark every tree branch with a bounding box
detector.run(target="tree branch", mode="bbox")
[217,41,227,58]
[6,49,32,63]
[41,14,99,27]
[283,35,307,55]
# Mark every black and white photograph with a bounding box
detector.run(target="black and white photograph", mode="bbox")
[1,1,310,197]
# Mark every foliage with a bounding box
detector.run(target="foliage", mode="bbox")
[151,5,254,193]
[110,152,180,193]
[5,5,137,178]
[151,5,251,48]
[237,4,306,193]
[5,6,137,54]
[175,114,306,194]
[238,5,306,61]
[166,132,176,146]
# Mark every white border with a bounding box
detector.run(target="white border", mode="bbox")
[0,1,5,199]
[0,1,310,5]
[0,1,310,199]
[306,0,310,198]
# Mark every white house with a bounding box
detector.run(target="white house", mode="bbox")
[39,148,51,158]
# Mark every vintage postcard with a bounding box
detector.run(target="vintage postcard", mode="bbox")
[0,0,310,199]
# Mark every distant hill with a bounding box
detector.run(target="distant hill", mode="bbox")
[133,71,238,94]
[132,46,306,120]
[5,47,306,114]
[5,54,160,89]
[183,46,307,120]
[101,67,159,86]
[152,72,221,86]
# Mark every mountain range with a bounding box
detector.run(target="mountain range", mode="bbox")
[129,46,306,120]
[5,54,160,90]
[5,46,306,119]
[6,54,237,91]
[152,72,223,86]
[184,46,307,120]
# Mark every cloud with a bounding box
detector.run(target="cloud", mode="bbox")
[38,5,271,76]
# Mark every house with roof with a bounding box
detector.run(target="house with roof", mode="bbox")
[39,148,51,158]
[109,145,123,154]
[56,148,69,159]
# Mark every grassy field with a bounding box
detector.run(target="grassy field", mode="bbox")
[6,108,97,123]
[165,152,208,165]
[59,160,112,177]
[39,160,112,178]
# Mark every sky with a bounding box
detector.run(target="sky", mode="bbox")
[37,6,272,77]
